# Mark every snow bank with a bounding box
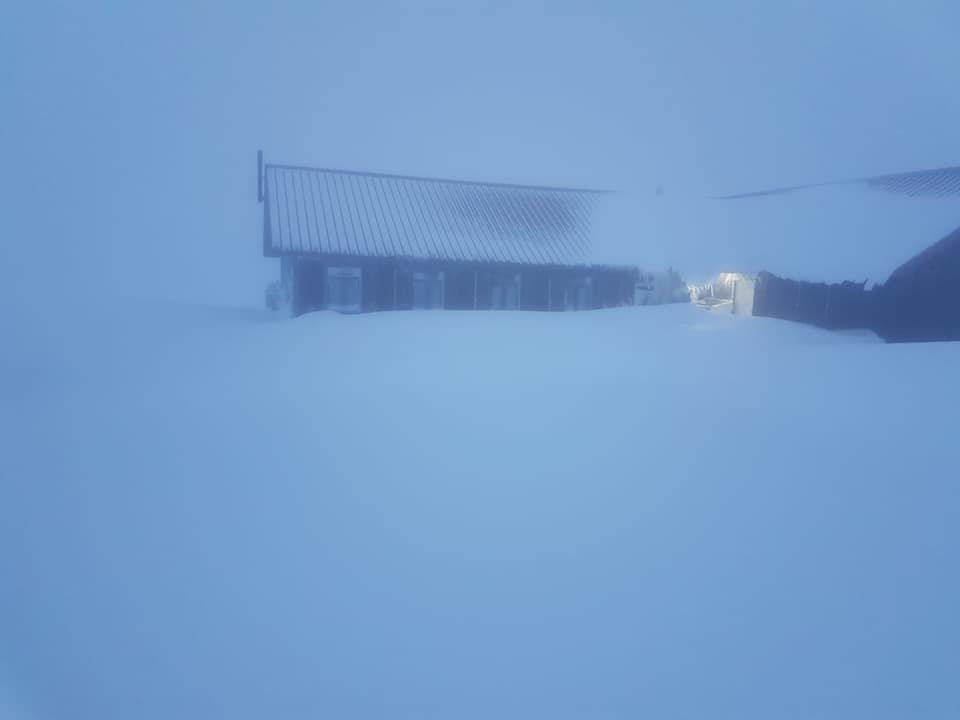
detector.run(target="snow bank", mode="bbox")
[0,684,33,720]
[2,304,958,719]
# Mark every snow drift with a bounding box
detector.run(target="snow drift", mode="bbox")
[2,303,958,720]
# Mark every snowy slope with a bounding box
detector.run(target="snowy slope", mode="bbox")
[2,305,959,720]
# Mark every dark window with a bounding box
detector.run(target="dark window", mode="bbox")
[326,266,362,312]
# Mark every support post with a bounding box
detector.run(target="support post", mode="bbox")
[257,149,264,203]
[473,270,478,310]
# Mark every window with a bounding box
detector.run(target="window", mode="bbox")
[412,270,444,309]
[490,273,520,310]
[564,277,592,311]
[326,266,362,313]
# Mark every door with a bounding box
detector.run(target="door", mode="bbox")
[564,277,592,310]
[326,266,362,313]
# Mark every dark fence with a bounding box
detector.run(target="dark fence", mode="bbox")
[752,272,877,331]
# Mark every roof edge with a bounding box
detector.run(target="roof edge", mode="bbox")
[263,162,615,195]
[264,248,637,271]
[711,164,960,200]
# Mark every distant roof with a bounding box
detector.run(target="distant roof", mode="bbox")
[596,181,960,285]
[262,163,612,266]
[712,165,960,200]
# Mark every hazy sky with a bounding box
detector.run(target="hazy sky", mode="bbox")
[5,0,960,305]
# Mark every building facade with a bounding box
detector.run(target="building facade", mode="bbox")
[873,226,960,342]
[697,228,960,343]
[259,155,638,316]
[704,165,960,341]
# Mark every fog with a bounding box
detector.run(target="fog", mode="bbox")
[5,0,960,308]
[4,2,960,719]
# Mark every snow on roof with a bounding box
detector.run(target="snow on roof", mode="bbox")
[262,164,614,267]
[262,162,960,282]
[712,165,960,200]
[592,183,960,285]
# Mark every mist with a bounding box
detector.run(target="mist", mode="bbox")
[4,2,960,719]
[5,0,960,308]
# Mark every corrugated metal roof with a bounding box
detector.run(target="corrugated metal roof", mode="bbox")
[864,166,960,197]
[712,165,960,200]
[263,164,610,266]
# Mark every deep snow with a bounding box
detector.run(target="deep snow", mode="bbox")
[2,304,959,719]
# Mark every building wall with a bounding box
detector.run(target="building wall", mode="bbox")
[751,272,875,330]
[697,225,960,343]
[732,275,756,316]
[284,256,636,317]
[636,269,689,306]
[872,228,960,342]
[444,268,475,310]
[291,258,326,316]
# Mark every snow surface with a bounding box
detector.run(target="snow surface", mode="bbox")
[592,186,960,284]
[2,304,959,720]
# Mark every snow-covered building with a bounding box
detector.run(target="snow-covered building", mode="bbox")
[692,166,960,341]
[875,225,960,342]
[258,153,638,316]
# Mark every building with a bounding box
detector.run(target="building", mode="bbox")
[691,273,756,315]
[697,271,875,329]
[874,226,960,342]
[698,166,960,342]
[635,269,689,306]
[258,153,639,316]
[695,232,960,342]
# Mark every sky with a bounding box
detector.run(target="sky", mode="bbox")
[4,0,960,305]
